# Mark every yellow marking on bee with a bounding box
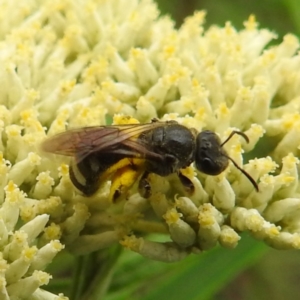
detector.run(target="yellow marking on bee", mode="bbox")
[108,158,145,202]
[99,157,145,183]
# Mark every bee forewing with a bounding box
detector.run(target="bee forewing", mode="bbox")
[41,122,165,161]
[91,123,162,152]
[41,127,108,156]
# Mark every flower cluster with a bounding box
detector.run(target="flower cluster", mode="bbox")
[0,0,300,297]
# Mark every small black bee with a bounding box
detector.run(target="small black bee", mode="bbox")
[42,119,258,201]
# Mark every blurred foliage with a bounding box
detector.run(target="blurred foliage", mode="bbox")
[46,1,300,299]
[156,0,300,38]
[107,234,268,300]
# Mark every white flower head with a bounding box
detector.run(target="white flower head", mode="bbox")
[0,2,300,298]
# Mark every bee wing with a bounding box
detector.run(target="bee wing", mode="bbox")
[104,138,164,160]
[41,126,115,156]
[41,122,165,162]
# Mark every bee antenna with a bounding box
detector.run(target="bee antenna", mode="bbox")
[220,130,249,147]
[224,155,259,191]
[221,130,259,192]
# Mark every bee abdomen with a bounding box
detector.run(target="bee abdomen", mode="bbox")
[69,160,100,196]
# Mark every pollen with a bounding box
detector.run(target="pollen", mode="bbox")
[250,124,265,137]
[120,235,140,250]
[250,157,278,174]
[28,153,41,165]
[217,103,230,116]
[232,143,243,154]
[113,115,139,125]
[282,153,299,167]
[43,223,62,241]
[78,107,90,118]
[50,240,65,251]
[266,226,280,237]
[12,231,28,244]
[163,208,182,225]
[224,22,236,36]
[6,125,22,137]
[20,110,34,122]
[246,214,265,231]
[260,174,275,185]
[198,214,215,227]
[20,204,37,222]
[59,80,76,96]
[58,164,69,177]
[23,246,38,261]
[278,174,296,185]
[260,51,276,66]
[243,14,258,30]
[219,225,241,248]
[163,45,176,58]
[283,113,300,129]
[33,270,52,285]
[33,171,55,199]
[5,181,18,194]
[130,48,144,59]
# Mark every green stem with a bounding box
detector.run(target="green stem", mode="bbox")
[70,255,92,300]
[70,246,123,300]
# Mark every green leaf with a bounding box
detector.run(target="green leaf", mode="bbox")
[106,234,268,300]
[141,235,267,300]
[284,0,300,34]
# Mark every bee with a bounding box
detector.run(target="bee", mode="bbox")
[41,119,258,202]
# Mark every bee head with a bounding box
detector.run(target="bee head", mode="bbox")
[195,130,229,175]
[195,130,259,191]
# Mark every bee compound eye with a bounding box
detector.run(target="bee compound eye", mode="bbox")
[196,157,211,173]
[196,157,225,176]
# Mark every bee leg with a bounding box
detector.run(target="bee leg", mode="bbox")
[178,170,195,195]
[138,171,152,198]
[109,159,144,203]
[151,118,159,123]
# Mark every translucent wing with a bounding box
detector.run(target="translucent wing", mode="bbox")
[41,122,166,162]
